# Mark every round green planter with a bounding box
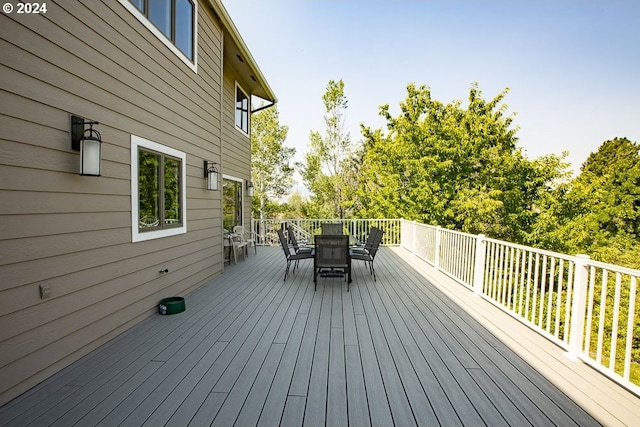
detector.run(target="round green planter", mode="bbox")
[159,297,185,315]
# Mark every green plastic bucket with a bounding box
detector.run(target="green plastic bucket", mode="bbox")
[159,297,185,315]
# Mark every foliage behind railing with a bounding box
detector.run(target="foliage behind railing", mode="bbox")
[251,218,402,247]
[401,219,640,395]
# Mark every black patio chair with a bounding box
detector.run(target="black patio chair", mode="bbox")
[286,223,312,254]
[277,228,313,281]
[321,222,343,235]
[351,227,383,281]
[351,226,381,255]
[314,234,351,291]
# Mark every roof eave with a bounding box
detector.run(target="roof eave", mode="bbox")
[207,0,277,104]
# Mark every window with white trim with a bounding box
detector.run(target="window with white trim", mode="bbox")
[223,177,243,231]
[131,135,187,242]
[235,83,250,135]
[119,0,196,69]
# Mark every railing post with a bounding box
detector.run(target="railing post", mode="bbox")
[568,254,590,357]
[473,234,486,294]
[412,221,417,255]
[435,226,442,271]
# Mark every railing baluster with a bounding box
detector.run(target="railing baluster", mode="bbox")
[517,250,525,316]
[547,258,556,334]
[609,272,623,371]
[596,270,608,365]
[564,260,575,343]
[568,255,589,355]
[525,251,533,321]
[624,276,637,380]
[584,266,596,354]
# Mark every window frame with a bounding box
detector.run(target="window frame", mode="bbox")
[222,175,244,231]
[118,0,198,72]
[235,82,250,136]
[131,135,187,242]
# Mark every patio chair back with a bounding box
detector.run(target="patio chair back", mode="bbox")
[350,227,384,281]
[233,225,256,254]
[277,227,314,281]
[367,227,384,259]
[314,235,350,268]
[361,227,379,248]
[277,228,293,258]
[286,223,309,252]
[314,235,350,289]
[321,222,343,235]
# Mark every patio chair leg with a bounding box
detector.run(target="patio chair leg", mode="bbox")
[284,260,291,281]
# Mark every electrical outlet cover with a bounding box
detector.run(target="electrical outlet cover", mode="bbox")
[39,284,51,299]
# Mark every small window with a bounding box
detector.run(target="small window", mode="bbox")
[235,84,249,135]
[123,0,195,63]
[132,135,187,242]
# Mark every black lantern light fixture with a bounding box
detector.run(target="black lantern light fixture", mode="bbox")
[71,115,102,176]
[204,160,219,191]
[246,180,254,197]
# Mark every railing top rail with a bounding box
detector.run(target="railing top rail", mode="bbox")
[584,258,640,277]
[482,236,577,261]
[256,218,400,222]
[436,227,477,239]
[402,220,478,239]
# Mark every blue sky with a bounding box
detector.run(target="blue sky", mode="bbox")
[224,1,640,191]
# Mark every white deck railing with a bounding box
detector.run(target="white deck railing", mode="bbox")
[400,219,640,395]
[251,218,402,247]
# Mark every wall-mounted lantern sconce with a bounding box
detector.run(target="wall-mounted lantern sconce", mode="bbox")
[71,115,102,176]
[204,161,219,191]
[246,180,254,197]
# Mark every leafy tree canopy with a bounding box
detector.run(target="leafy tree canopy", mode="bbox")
[302,79,357,218]
[251,105,296,219]
[531,137,640,268]
[356,83,566,242]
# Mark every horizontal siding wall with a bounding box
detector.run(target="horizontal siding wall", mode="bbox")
[0,0,229,405]
[221,64,252,226]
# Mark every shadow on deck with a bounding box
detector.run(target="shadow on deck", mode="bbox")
[1,247,638,426]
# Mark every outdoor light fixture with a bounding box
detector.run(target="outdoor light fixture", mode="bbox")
[204,160,219,191]
[71,115,102,176]
[246,180,254,197]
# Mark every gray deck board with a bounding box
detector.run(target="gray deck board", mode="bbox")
[3,246,637,426]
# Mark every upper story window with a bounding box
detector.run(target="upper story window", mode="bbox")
[121,0,196,70]
[235,83,249,135]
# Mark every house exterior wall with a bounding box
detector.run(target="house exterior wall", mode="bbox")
[0,0,255,405]
[221,63,253,227]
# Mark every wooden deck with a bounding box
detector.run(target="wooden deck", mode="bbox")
[2,247,639,427]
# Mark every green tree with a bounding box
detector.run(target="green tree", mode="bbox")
[357,83,565,242]
[277,192,310,219]
[251,106,296,220]
[532,137,640,268]
[302,79,355,218]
